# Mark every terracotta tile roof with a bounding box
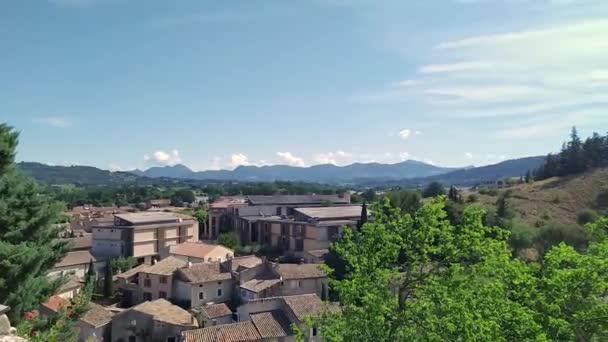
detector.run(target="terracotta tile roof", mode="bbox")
[228,256,262,271]
[41,296,69,312]
[58,236,92,250]
[248,195,349,206]
[170,242,233,260]
[80,303,113,327]
[283,294,337,321]
[202,303,232,319]
[240,279,280,293]
[54,250,96,268]
[178,262,232,283]
[131,299,198,327]
[250,310,292,338]
[144,256,187,276]
[56,276,83,294]
[115,263,150,280]
[274,263,326,280]
[181,322,261,342]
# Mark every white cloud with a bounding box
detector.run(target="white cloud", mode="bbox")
[399,152,410,160]
[390,79,417,87]
[312,151,355,165]
[426,85,542,103]
[108,163,124,172]
[398,129,411,140]
[419,61,515,73]
[32,116,71,128]
[230,153,251,167]
[414,130,422,135]
[465,152,474,159]
[143,149,181,166]
[276,152,306,167]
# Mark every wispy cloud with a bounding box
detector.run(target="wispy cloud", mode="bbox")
[32,116,71,128]
[277,152,306,167]
[143,149,181,166]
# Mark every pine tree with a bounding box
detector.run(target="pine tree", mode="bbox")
[85,259,95,286]
[359,202,368,229]
[0,124,70,322]
[525,170,532,184]
[104,261,113,298]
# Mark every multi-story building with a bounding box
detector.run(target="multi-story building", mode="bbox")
[91,212,199,264]
[204,196,247,240]
[254,205,363,260]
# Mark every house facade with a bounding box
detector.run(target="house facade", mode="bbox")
[91,212,199,265]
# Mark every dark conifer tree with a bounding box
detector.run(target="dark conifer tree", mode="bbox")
[0,124,70,322]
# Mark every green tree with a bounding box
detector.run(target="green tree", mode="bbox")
[386,189,421,215]
[85,259,95,286]
[218,232,239,250]
[525,170,532,183]
[104,262,113,298]
[422,181,446,198]
[0,124,71,322]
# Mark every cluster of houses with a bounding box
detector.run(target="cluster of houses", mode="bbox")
[41,193,362,341]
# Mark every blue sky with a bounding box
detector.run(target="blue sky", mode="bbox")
[2,0,608,171]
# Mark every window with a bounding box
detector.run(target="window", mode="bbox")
[295,239,304,252]
[311,327,318,336]
[199,292,205,300]
[276,207,282,216]
[159,291,167,299]
[167,337,176,342]
[290,280,301,289]
[143,279,151,288]
[217,288,222,297]
[128,336,136,342]
[217,281,222,285]
[143,292,152,301]
[159,276,167,284]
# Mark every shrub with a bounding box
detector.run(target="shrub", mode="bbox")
[508,224,536,251]
[596,191,608,209]
[479,189,498,196]
[218,232,239,250]
[533,224,589,254]
[467,194,478,203]
[577,209,598,225]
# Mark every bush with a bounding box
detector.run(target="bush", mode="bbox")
[218,232,239,250]
[577,208,598,225]
[479,189,498,196]
[508,224,536,251]
[467,194,478,203]
[533,224,589,254]
[596,191,608,209]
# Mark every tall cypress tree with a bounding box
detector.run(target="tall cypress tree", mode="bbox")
[0,124,70,321]
[104,261,114,298]
[360,202,368,228]
[85,259,95,286]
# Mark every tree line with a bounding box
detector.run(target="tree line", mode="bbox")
[535,127,608,180]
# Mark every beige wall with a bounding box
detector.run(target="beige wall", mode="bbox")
[280,278,328,299]
[111,310,194,342]
[138,272,175,302]
[134,229,157,242]
[76,321,109,342]
[133,242,157,258]
[174,279,234,309]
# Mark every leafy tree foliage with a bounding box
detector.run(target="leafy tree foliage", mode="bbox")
[386,189,422,215]
[218,232,239,250]
[536,127,608,180]
[315,197,608,341]
[422,181,446,198]
[0,124,70,322]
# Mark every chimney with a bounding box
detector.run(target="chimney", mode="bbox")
[299,258,305,265]
[187,261,192,269]
[153,259,158,265]
[261,256,267,264]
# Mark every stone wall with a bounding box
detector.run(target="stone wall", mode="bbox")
[0,305,27,342]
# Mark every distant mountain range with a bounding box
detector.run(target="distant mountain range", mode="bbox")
[18,156,546,187]
[130,160,460,183]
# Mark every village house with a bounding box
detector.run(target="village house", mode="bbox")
[168,242,234,263]
[236,261,328,303]
[116,257,187,307]
[182,294,337,342]
[192,303,233,328]
[91,212,199,265]
[145,199,171,209]
[49,250,103,280]
[40,296,114,342]
[111,299,198,342]
[173,262,234,308]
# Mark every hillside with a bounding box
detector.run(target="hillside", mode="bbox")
[471,167,608,229]
[130,160,459,183]
[18,162,141,185]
